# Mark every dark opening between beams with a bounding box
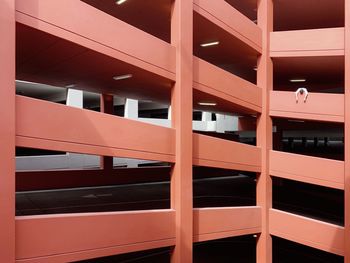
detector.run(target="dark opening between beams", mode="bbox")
[16,166,256,216]
[273,236,344,263]
[273,178,344,226]
[194,235,256,263]
[77,247,172,263]
[273,118,344,161]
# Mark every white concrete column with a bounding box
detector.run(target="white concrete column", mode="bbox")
[66,88,83,108]
[201,111,212,122]
[168,105,172,120]
[216,114,238,133]
[125,98,138,119]
[66,89,84,161]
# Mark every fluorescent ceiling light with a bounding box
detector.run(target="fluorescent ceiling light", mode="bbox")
[200,41,219,47]
[289,78,306,83]
[65,84,76,88]
[198,102,217,106]
[113,74,133,81]
[116,0,127,5]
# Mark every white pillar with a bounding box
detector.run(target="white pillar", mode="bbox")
[168,105,172,120]
[216,114,225,133]
[66,88,83,108]
[201,111,212,121]
[66,89,84,162]
[216,114,238,133]
[125,98,138,119]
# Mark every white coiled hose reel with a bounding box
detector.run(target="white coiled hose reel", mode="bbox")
[295,87,309,103]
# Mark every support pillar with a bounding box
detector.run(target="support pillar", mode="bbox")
[124,98,138,120]
[170,0,193,262]
[344,0,350,261]
[66,89,83,108]
[256,0,273,262]
[0,0,16,261]
[100,94,114,170]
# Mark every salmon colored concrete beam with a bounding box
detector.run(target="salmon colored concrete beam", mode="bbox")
[170,0,193,262]
[16,210,175,262]
[0,0,15,261]
[270,28,345,57]
[193,133,261,172]
[344,0,350,262]
[17,240,174,263]
[256,0,273,262]
[193,0,262,53]
[16,96,175,162]
[269,209,345,256]
[193,57,262,113]
[15,0,175,80]
[270,91,344,123]
[193,206,262,242]
[270,150,344,189]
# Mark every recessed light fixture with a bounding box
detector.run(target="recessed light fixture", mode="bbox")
[198,102,217,106]
[116,0,127,5]
[200,41,220,47]
[289,78,306,83]
[113,74,133,81]
[253,66,258,71]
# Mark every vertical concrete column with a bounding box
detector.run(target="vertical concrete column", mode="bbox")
[273,128,283,151]
[344,0,350,262]
[100,94,114,171]
[168,105,172,120]
[201,112,212,122]
[0,0,15,261]
[124,98,138,119]
[216,114,225,133]
[216,114,238,133]
[66,88,84,169]
[256,0,273,262]
[170,0,193,261]
[66,89,83,108]
[66,89,84,166]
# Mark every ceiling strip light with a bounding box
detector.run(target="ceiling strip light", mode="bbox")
[289,78,306,83]
[200,41,220,47]
[116,0,127,5]
[198,102,217,106]
[113,74,133,81]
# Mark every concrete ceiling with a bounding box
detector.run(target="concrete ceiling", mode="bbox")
[274,0,344,31]
[16,0,345,115]
[273,56,344,92]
